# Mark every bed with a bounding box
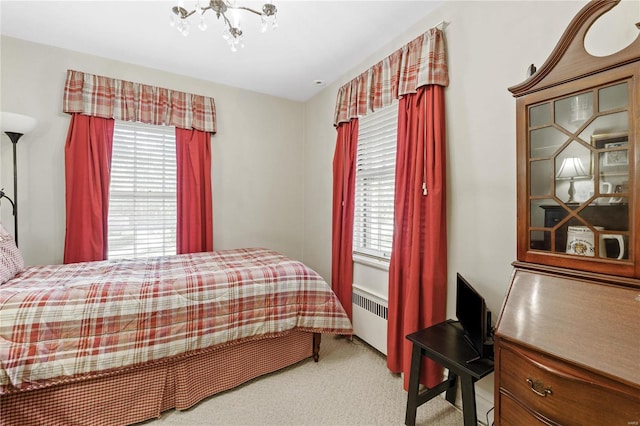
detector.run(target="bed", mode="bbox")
[0,246,352,425]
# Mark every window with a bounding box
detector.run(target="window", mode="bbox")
[108,121,177,259]
[353,102,398,260]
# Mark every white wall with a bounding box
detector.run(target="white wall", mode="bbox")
[0,36,305,266]
[302,0,638,420]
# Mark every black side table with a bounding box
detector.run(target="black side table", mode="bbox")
[405,320,494,426]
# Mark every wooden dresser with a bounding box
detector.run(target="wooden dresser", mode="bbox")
[494,1,640,424]
[494,265,640,424]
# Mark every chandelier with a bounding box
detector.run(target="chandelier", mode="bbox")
[170,1,278,51]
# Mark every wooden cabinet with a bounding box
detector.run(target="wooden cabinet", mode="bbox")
[494,267,640,424]
[495,1,640,424]
[510,0,640,278]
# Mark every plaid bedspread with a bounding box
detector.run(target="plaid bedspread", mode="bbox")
[0,248,352,393]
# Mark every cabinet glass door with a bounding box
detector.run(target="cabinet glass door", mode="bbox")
[528,81,630,261]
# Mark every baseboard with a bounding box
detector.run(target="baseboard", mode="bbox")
[475,383,494,426]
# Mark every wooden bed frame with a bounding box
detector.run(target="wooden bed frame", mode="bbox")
[0,331,321,426]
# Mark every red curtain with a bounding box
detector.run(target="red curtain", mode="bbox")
[331,119,359,320]
[63,114,114,264]
[387,85,447,390]
[175,128,213,254]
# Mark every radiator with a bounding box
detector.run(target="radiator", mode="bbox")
[352,285,388,355]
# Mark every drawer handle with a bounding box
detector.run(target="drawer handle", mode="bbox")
[526,378,552,397]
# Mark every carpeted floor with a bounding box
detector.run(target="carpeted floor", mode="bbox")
[141,335,462,425]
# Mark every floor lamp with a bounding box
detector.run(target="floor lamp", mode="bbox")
[1,112,37,247]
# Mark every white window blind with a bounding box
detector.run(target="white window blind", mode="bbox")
[353,102,398,260]
[108,121,177,259]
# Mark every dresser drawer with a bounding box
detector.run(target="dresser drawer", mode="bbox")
[498,345,640,424]
[499,391,555,425]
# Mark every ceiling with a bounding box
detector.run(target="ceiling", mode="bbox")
[0,1,443,102]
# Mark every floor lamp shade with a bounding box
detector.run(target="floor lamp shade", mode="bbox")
[1,112,37,246]
[1,112,38,135]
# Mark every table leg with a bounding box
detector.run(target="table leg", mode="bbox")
[444,369,458,405]
[460,376,477,426]
[405,343,423,426]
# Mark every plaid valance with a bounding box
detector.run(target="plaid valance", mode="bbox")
[333,27,448,126]
[63,70,217,133]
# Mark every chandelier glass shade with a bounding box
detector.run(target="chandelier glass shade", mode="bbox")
[170,1,278,51]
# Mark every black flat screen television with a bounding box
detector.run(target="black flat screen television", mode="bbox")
[456,273,493,361]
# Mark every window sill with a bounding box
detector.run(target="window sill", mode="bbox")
[353,253,390,271]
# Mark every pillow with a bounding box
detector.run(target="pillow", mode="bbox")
[0,230,24,284]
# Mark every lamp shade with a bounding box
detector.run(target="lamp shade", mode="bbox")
[556,157,588,179]
[1,112,37,135]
